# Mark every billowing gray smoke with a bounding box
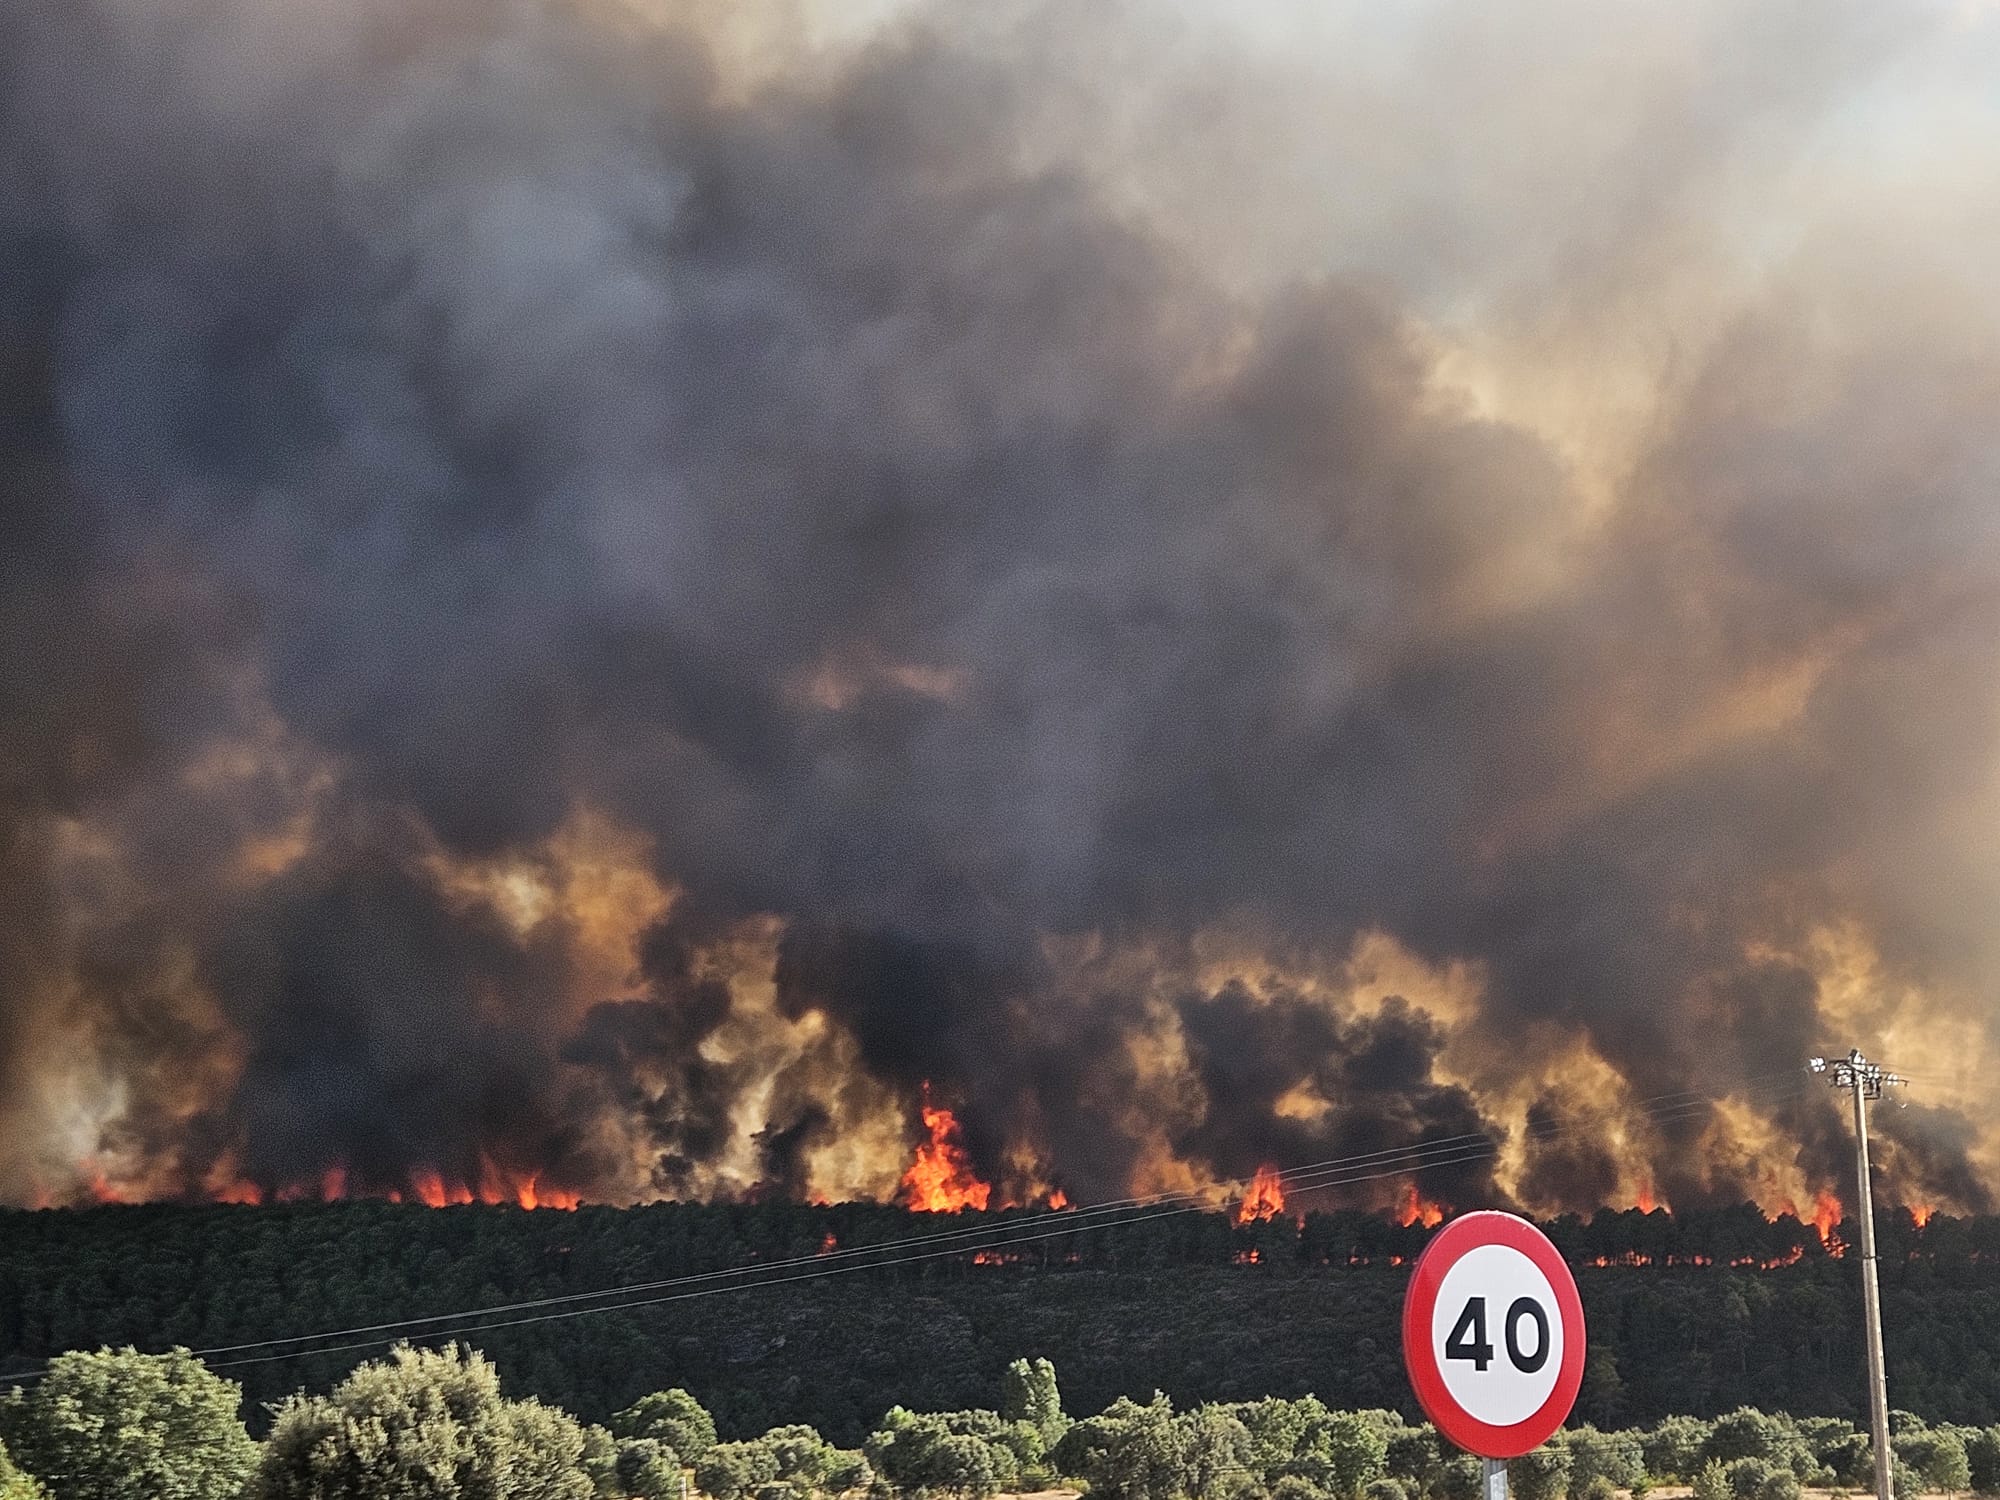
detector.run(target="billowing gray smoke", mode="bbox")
[3,0,1998,1213]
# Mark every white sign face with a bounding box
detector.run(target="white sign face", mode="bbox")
[1427,1242,1566,1427]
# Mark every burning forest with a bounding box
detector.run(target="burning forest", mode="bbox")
[4,0,2000,1224]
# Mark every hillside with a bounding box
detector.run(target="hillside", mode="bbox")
[3,1202,1994,1440]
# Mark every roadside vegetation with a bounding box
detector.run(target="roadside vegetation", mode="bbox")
[2,1344,1995,1500]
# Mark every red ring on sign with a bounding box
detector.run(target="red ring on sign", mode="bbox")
[1401,1211,1586,1458]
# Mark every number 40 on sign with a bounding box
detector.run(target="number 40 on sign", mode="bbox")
[1402,1212,1587,1500]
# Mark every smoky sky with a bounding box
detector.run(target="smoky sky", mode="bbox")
[3,0,1999,1211]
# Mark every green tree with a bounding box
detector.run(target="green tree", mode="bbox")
[615,1390,719,1464]
[1902,1430,1973,1496]
[583,1426,624,1497]
[1702,1412,1812,1481]
[1642,1418,1712,1483]
[248,1343,595,1500]
[1567,1428,1645,1492]
[1963,1427,2000,1493]
[760,1426,838,1490]
[1084,1398,1182,1500]
[1814,1431,1872,1489]
[1508,1445,1573,1500]
[0,1438,48,1500]
[699,1442,781,1500]
[1001,1359,1068,1450]
[930,1435,999,1500]
[1291,1410,1387,1500]
[1382,1425,1438,1490]
[1174,1406,1256,1500]
[0,1347,255,1500]
[865,1409,1018,1499]
[619,1437,685,1500]
[825,1451,874,1496]
[1432,1454,1484,1500]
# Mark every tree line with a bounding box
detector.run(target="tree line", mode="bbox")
[5,1201,2000,1440]
[4,1342,2000,1500]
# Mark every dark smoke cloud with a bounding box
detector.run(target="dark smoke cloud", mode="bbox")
[3,0,1998,1211]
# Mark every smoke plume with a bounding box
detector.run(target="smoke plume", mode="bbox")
[4,0,1999,1215]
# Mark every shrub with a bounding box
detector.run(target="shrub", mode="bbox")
[1575,1475,1620,1500]
[1364,1480,1410,1500]
[1964,1427,2000,1494]
[1643,1419,1712,1483]
[1292,1410,1388,1500]
[827,1453,875,1496]
[698,1443,781,1500]
[0,1440,47,1500]
[617,1439,684,1500]
[1816,1431,1873,1490]
[1432,1454,1485,1500]
[1509,1445,1573,1500]
[1720,1458,1779,1500]
[1568,1429,1645,1492]
[1901,1430,1972,1495]
[2,1347,257,1500]
[250,1345,593,1500]
[1385,1428,1439,1487]
[615,1392,719,1465]
[1691,1461,1731,1500]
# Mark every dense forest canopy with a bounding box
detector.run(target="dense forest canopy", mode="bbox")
[5,1201,1995,1441]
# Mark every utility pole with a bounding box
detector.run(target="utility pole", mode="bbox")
[1811,1050,1905,1500]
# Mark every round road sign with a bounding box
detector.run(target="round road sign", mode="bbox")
[1402,1211,1585,1458]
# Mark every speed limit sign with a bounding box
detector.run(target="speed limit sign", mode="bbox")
[1402,1212,1585,1459]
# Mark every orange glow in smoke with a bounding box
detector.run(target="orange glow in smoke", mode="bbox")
[1236,1164,1286,1223]
[899,1085,993,1213]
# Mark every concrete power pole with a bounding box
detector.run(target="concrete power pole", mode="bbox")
[1812,1050,1905,1500]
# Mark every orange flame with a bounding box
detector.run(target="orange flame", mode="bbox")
[1047,1188,1071,1210]
[1912,1203,1934,1228]
[1396,1184,1445,1228]
[1236,1164,1286,1223]
[818,1231,838,1255]
[899,1085,993,1212]
[1811,1189,1841,1243]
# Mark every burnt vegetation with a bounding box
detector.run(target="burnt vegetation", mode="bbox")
[5,1201,2000,1441]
